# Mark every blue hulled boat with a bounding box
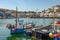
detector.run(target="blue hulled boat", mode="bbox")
[6,7,25,34]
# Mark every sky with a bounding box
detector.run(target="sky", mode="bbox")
[0,0,60,11]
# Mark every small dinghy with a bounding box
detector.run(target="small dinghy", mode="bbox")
[24,23,35,36]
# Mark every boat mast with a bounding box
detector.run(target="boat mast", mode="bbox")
[16,6,18,27]
[53,7,56,31]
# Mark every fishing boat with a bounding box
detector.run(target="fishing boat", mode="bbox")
[24,23,32,36]
[32,25,52,40]
[31,20,60,40]
[6,7,25,34]
[24,22,35,36]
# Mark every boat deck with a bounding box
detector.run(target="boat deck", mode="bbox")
[32,25,54,40]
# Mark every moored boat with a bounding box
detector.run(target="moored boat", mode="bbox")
[24,23,35,36]
[6,7,25,34]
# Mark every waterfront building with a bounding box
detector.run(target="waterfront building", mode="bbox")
[48,5,60,17]
[39,12,44,17]
[5,11,12,18]
[40,5,60,17]
[0,5,60,18]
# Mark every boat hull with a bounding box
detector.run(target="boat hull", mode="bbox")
[25,32,32,36]
[10,28,25,34]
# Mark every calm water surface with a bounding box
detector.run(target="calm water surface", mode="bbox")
[0,18,59,40]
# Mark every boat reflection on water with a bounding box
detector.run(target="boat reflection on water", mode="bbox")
[6,33,32,40]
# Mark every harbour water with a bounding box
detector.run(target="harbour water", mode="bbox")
[0,18,59,40]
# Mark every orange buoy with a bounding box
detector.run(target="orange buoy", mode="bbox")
[53,34,60,38]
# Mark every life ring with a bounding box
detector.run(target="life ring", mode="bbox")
[53,34,60,38]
